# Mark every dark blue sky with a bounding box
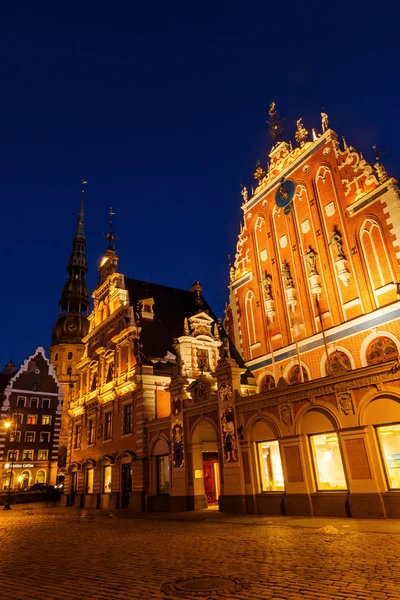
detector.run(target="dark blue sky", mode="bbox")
[1,1,399,369]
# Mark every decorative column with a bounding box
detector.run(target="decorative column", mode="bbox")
[165,372,189,511]
[214,356,246,514]
[130,365,156,511]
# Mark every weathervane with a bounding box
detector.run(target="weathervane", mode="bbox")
[267,102,283,145]
[105,206,117,249]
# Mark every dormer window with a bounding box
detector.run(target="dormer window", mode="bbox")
[140,297,155,320]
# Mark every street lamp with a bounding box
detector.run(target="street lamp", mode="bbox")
[3,409,19,511]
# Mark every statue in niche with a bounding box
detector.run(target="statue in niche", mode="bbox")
[304,246,318,276]
[280,404,293,426]
[281,260,294,288]
[329,228,346,260]
[321,112,329,133]
[263,274,273,299]
[219,337,231,360]
[241,186,248,203]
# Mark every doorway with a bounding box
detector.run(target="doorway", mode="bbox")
[202,452,220,504]
[121,464,132,508]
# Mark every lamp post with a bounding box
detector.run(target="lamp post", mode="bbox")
[3,409,19,511]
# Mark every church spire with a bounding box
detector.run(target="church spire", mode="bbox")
[98,206,119,286]
[51,182,90,345]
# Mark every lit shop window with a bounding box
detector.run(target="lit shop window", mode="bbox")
[257,440,285,491]
[377,424,400,489]
[310,433,347,490]
[157,455,170,494]
[86,469,94,494]
[103,465,112,493]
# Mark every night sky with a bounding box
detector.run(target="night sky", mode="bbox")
[1,1,399,369]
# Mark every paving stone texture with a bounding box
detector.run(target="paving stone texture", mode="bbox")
[1,509,400,600]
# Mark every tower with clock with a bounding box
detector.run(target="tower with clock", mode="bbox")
[49,182,90,475]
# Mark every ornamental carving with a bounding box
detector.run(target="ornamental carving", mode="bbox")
[171,419,184,468]
[187,376,212,404]
[221,405,238,462]
[337,392,354,416]
[280,404,293,426]
[218,381,232,402]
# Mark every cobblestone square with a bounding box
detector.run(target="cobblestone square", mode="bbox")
[1,509,400,600]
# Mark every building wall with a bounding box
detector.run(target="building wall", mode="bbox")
[0,347,63,489]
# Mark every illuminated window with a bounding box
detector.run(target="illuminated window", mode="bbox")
[25,431,35,443]
[7,450,18,461]
[27,415,37,425]
[105,412,113,440]
[197,349,209,371]
[377,424,400,489]
[103,465,112,493]
[20,471,30,489]
[40,432,50,443]
[74,425,81,449]
[41,415,51,425]
[366,337,399,366]
[38,450,48,461]
[86,469,94,494]
[310,433,347,490]
[36,470,46,484]
[157,455,170,494]
[88,419,96,445]
[23,450,33,460]
[257,440,284,491]
[260,374,275,392]
[287,364,309,385]
[9,431,21,443]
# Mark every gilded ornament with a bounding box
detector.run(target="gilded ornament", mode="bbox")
[295,118,308,147]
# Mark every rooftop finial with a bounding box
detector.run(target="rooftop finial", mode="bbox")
[106,206,116,250]
[372,145,389,184]
[75,180,86,237]
[267,102,283,145]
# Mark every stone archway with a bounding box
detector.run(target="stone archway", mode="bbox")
[190,420,221,510]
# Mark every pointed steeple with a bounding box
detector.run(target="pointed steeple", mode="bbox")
[51,182,90,345]
[98,206,119,286]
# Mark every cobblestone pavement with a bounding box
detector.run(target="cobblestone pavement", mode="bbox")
[1,509,400,600]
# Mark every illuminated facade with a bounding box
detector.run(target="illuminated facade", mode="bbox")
[223,108,400,517]
[0,348,63,490]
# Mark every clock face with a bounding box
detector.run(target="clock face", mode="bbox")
[275,178,295,208]
[68,323,77,332]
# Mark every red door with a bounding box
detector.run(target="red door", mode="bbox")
[202,452,219,504]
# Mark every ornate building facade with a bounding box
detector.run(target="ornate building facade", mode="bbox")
[223,108,400,518]
[54,110,400,518]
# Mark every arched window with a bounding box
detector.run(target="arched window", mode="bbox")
[54,353,58,361]
[67,352,73,360]
[245,290,258,348]
[260,374,275,392]
[254,217,268,281]
[326,350,352,376]
[366,336,399,366]
[360,219,394,293]
[36,470,46,484]
[287,364,309,385]
[20,471,30,489]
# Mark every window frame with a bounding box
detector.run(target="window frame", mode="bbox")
[41,415,52,426]
[103,465,112,493]
[375,422,400,491]
[22,450,34,461]
[25,431,36,443]
[38,449,49,461]
[7,450,18,461]
[16,396,26,408]
[88,418,96,445]
[256,439,285,493]
[29,398,39,408]
[9,431,21,443]
[40,432,50,443]
[157,455,170,495]
[104,412,113,440]
[123,404,133,435]
[309,431,348,492]
[73,425,81,449]
[42,399,51,409]
[27,414,38,425]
